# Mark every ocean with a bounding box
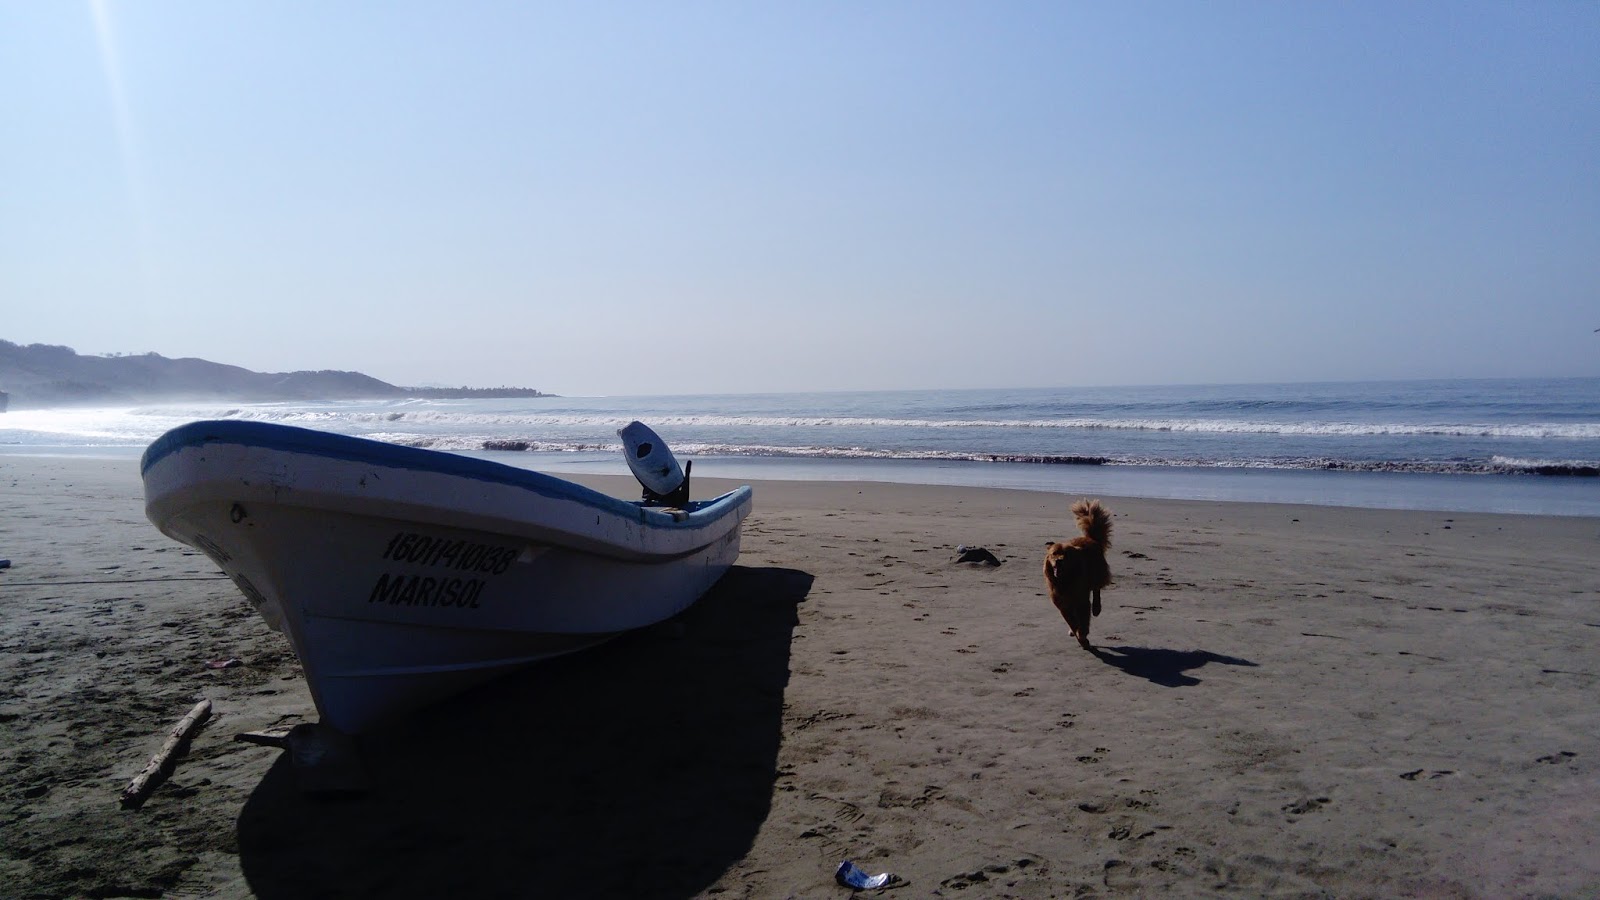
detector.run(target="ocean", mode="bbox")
[4,377,1599,517]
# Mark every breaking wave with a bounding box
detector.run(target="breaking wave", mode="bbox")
[214,407,1600,440]
[359,432,1600,477]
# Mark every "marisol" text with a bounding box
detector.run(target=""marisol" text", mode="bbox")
[368,572,486,608]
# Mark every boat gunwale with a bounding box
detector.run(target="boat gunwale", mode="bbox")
[140,419,748,529]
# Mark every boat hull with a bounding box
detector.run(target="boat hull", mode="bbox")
[142,421,752,733]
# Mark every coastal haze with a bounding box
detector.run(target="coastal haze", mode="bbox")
[0,339,545,407]
[3,3,1597,395]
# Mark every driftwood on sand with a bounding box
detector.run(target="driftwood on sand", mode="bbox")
[119,699,212,810]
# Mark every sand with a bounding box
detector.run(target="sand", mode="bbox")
[2,455,1597,898]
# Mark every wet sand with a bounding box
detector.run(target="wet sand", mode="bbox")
[2,456,1597,897]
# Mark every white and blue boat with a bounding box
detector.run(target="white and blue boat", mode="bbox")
[142,419,752,734]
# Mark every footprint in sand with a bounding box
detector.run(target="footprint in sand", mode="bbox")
[1103,859,1138,890]
[1282,796,1331,814]
[939,859,1038,891]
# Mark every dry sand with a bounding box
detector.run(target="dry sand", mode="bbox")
[1,455,1597,898]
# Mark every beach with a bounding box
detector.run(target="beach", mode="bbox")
[2,455,1597,898]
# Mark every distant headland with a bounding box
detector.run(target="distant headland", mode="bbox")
[0,340,550,409]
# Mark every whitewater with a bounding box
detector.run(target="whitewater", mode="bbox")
[4,377,1598,515]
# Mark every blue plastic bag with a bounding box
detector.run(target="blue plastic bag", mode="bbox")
[835,860,897,890]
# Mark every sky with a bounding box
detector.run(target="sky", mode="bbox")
[2,2,1597,396]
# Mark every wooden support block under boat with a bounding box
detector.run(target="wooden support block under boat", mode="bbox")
[286,724,369,794]
[234,724,370,793]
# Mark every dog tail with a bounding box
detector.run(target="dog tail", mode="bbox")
[1072,499,1112,549]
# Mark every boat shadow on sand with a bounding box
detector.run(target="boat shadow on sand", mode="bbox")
[237,565,812,900]
[1089,645,1258,687]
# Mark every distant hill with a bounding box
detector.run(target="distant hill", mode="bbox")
[0,340,546,408]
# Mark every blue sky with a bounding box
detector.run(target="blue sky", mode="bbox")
[3,2,1596,396]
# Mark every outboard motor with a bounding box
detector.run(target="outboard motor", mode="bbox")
[618,421,691,507]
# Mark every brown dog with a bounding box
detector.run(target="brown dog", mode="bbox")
[1043,499,1112,649]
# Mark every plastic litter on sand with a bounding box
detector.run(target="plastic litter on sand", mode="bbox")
[835,860,898,890]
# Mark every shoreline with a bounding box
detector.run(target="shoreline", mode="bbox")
[534,454,1600,518]
[5,443,1599,518]
[3,458,1598,896]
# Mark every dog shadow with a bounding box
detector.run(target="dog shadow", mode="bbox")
[1089,645,1258,687]
[236,566,811,900]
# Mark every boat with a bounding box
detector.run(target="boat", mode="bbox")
[141,419,753,733]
